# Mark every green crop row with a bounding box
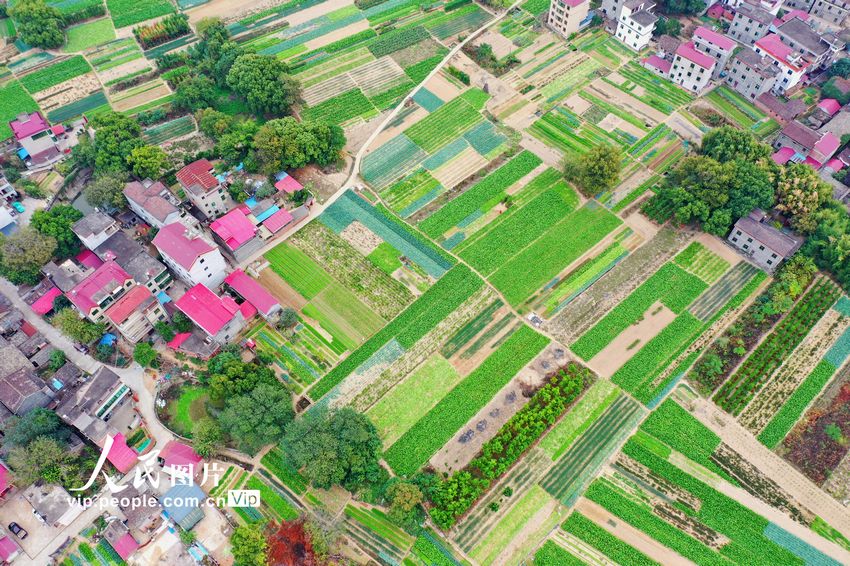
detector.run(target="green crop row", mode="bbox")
[562,512,659,566]
[246,476,299,521]
[405,95,483,153]
[20,55,91,93]
[533,541,584,565]
[572,262,707,360]
[459,179,577,275]
[408,536,457,566]
[308,265,483,399]
[302,88,377,125]
[420,150,542,237]
[385,325,549,476]
[261,448,308,494]
[368,25,431,57]
[107,0,175,28]
[639,399,724,473]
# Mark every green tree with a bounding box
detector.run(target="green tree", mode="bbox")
[7,437,86,488]
[281,408,382,492]
[0,227,57,284]
[563,144,622,196]
[154,321,175,341]
[252,117,344,174]
[1,408,68,447]
[230,523,268,566]
[10,0,64,49]
[205,354,278,400]
[196,108,235,138]
[179,529,197,546]
[133,342,158,367]
[127,145,168,180]
[53,308,106,344]
[277,307,299,329]
[49,349,66,371]
[828,58,850,79]
[31,205,83,259]
[822,76,850,105]
[226,53,301,116]
[386,481,423,527]
[172,312,194,333]
[653,17,682,37]
[775,163,832,233]
[174,74,217,112]
[89,112,145,174]
[84,173,126,210]
[658,0,705,14]
[192,417,224,458]
[219,384,294,454]
[699,126,771,163]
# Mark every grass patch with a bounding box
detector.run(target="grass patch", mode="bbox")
[63,18,115,52]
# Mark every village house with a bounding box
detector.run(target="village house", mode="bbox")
[115,483,163,543]
[103,521,140,563]
[223,269,282,320]
[0,528,21,564]
[7,112,69,170]
[0,366,53,416]
[774,16,842,69]
[728,3,774,45]
[91,231,172,295]
[727,47,780,100]
[22,483,85,528]
[175,283,252,345]
[104,285,167,343]
[756,92,807,123]
[209,207,263,262]
[753,34,810,93]
[152,222,228,289]
[177,159,229,219]
[807,97,842,128]
[66,260,134,323]
[692,26,735,79]
[72,212,120,251]
[548,0,590,37]
[670,42,716,92]
[123,179,191,229]
[615,0,657,51]
[772,120,841,169]
[728,209,802,270]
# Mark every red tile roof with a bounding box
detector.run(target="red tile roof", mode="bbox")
[152,222,216,270]
[224,269,280,316]
[643,54,672,74]
[693,26,735,51]
[9,112,49,140]
[105,285,154,324]
[31,287,62,315]
[176,159,218,192]
[756,34,809,72]
[811,131,840,164]
[262,208,294,233]
[161,441,202,470]
[0,462,10,495]
[817,98,841,116]
[175,284,240,335]
[210,208,256,251]
[66,260,131,313]
[76,249,104,270]
[274,175,303,194]
[107,433,138,474]
[20,321,36,337]
[826,158,845,171]
[0,536,18,562]
[676,42,716,70]
[167,332,192,349]
[112,533,139,560]
[51,124,66,136]
[772,146,796,165]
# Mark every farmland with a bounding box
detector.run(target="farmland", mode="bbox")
[0,79,39,139]
[107,0,175,28]
[63,18,116,53]
[19,56,92,93]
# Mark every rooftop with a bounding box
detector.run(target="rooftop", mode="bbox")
[210,208,256,251]
[262,208,294,233]
[23,483,83,526]
[630,9,658,26]
[735,3,773,25]
[224,269,280,316]
[734,210,802,256]
[9,112,50,140]
[162,483,205,530]
[733,47,780,75]
[31,286,62,315]
[0,343,35,383]
[160,441,202,475]
[152,222,216,270]
[72,212,116,239]
[55,366,123,442]
[107,433,138,473]
[817,98,842,116]
[693,25,735,51]
[757,93,807,121]
[0,367,49,414]
[123,180,180,223]
[66,260,131,313]
[175,284,241,336]
[676,42,716,69]
[777,17,828,55]
[176,159,219,195]
[105,285,155,324]
[781,120,821,150]
[643,54,672,74]
[755,34,809,72]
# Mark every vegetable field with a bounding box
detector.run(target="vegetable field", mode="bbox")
[0,79,39,139]
[19,56,92,93]
[107,0,175,28]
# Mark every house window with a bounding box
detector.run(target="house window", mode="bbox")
[759,245,765,251]
[743,244,749,249]
[771,253,778,259]
[200,258,205,264]
[746,237,753,243]
[732,236,738,242]
[736,230,742,236]
[767,259,773,265]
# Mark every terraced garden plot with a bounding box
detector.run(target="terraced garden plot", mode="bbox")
[489,203,624,308]
[572,262,707,361]
[419,150,543,239]
[673,242,730,284]
[308,264,481,400]
[404,95,484,153]
[0,79,39,139]
[246,475,300,521]
[366,353,463,446]
[536,56,602,104]
[142,115,195,144]
[406,532,462,566]
[265,243,332,300]
[384,325,548,475]
[607,63,693,114]
[426,4,491,39]
[714,279,841,415]
[540,394,644,505]
[469,485,557,565]
[362,133,429,189]
[87,38,143,73]
[639,398,725,474]
[320,190,453,279]
[348,55,411,97]
[301,88,378,126]
[688,262,762,321]
[110,79,171,112]
[344,505,415,564]
[539,379,621,460]
[107,0,175,27]
[47,90,109,122]
[261,447,309,495]
[302,73,358,106]
[297,47,375,90]
[463,119,507,159]
[704,85,773,135]
[459,178,578,275]
[62,18,115,52]
[307,282,386,344]
[290,222,413,319]
[529,106,632,155]
[19,56,92,93]
[562,511,660,566]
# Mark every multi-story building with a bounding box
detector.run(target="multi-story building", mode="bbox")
[692,26,736,79]
[209,207,263,263]
[177,159,229,219]
[123,179,190,229]
[782,0,849,27]
[66,260,135,323]
[92,231,172,295]
[774,16,842,69]
[670,42,716,92]
[175,283,252,345]
[754,33,810,93]
[727,47,780,99]
[0,173,18,203]
[548,0,589,37]
[772,120,841,168]
[728,3,774,45]
[615,0,657,51]
[72,212,121,251]
[7,112,69,170]
[152,221,228,288]
[727,209,801,271]
[104,285,167,343]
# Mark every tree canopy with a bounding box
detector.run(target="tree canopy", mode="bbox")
[127,145,168,180]
[204,352,278,400]
[83,173,126,210]
[1,408,69,447]
[174,75,218,112]
[252,117,345,174]
[53,308,106,344]
[699,126,772,163]
[86,113,145,174]
[563,144,622,197]
[282,408,383,492]
[31,205,83,259]
[226,53,301,116]
[230,523,268,566]
[10,0,64,49]
[219,383,294,454]
[0,227,57,284]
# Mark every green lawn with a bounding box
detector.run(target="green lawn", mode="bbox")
[167,386,209,437]
[63,18,116,52]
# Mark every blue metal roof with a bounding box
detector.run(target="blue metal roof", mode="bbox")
[255,205,280,222]
[162,484,206,530]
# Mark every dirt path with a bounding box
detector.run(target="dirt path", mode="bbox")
[685,395,850,542]
[588,302,675,378]
[575,498,698,565]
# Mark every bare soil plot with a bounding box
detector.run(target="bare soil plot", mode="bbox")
[491,499,559,566]
[472,30,516,59]
[257,268,308,310]
[588,302,676,378]
[111,82,171,111]
[35,73,101,110]
[423,71,463,101]
[340,220,383,255]
[303,19,370,51]
[668,110,705,143]
[695,232,741,266]
[431,146,488,189]
[390,38,444,68]
[585,79,666,126]
[622,207,660,241]
[349,56,408,97]
[95,57,151,84]
[564,94,592,115]
[303,73,357,106]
